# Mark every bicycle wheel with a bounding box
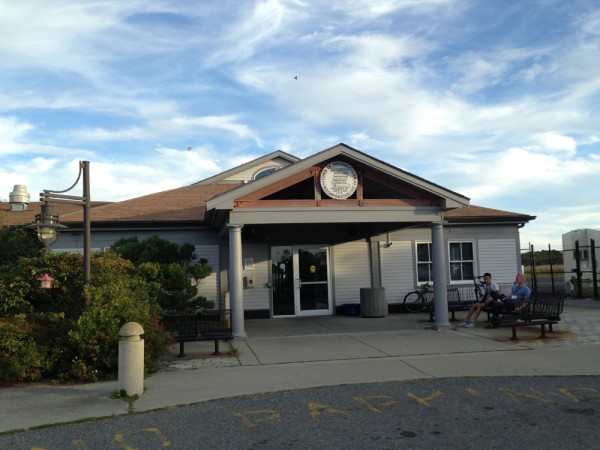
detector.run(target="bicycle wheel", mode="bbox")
[403,291,425,313]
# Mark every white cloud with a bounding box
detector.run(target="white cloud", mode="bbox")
[1,0,600,250]
[521,205,600,249]
[448,46,553,94]
[329,0,456,20]
[169,116,263,147]
[449,145,597,200]
[67,127,150,142]
[577,7,600,36]
[208,0,291,65]
[533,132,577,154]
[0,116,34,154]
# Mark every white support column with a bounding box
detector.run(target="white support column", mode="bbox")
[431,222,452,330]
[228,224,247,339]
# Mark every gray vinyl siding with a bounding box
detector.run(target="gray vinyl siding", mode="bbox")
[377,224,522,293]
[193,245,220,307]
[53,228,220,252]
[478,238,519,284]
[380,241,414,304]
[331,241,371,305]
[240,243,270,311]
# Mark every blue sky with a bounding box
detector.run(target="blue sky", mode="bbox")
[1,0,599,249]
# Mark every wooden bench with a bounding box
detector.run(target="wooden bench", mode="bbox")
[164,309,233,357]
[493,294,565,340]
[426,287,470,321]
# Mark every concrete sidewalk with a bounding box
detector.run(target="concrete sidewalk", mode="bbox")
[1,298,599,433]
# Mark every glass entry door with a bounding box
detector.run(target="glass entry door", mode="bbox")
[294,246,332,316]
[271,245,332,316]
[272,246,294,316]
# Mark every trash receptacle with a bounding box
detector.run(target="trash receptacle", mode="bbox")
[360,287,386,317]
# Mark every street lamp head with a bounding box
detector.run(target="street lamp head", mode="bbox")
[27,204,67,246]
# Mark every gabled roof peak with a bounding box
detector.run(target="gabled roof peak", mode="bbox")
[194,150,299,185]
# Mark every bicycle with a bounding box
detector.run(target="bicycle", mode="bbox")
[473,276,486,302]
[403,282,434,313]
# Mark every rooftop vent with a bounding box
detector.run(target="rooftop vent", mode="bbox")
[9,184,30,212]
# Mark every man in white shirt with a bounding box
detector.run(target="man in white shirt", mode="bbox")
[458,273,502,328]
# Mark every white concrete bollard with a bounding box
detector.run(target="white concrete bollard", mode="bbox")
[118,322,145,396]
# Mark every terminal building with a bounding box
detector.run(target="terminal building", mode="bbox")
[3,144,535,335]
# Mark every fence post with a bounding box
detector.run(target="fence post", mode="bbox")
[548,243,556,294]
[575,240,583,298]
[530,244,538,295]
[592,239,598,299]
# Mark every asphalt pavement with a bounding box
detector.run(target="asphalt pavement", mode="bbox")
[1,298,599,434]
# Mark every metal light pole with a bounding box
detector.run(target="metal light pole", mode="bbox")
[29,161,91,285]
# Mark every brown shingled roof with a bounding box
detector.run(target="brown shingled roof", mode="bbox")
[445,205,535,223]
[59,183,239,224]
[2,186,534,228]
[0,201,111,227]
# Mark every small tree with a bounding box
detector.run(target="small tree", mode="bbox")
[111,236,194,264]
[112,236,214,311]
[0,226,43,266]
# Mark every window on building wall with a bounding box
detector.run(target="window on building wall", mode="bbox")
[449,242,474,281]
[416,242,433,283]
[254,167,277,180]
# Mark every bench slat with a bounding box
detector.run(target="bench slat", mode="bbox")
[164,309,233,356]
[496,295,565,340]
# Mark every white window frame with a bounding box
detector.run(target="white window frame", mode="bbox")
[415,241,433,284]
[448,240,475,283]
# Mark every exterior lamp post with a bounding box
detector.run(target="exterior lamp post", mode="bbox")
[28,161,91,285]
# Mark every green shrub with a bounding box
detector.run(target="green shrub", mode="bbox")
[0,237,209,383]
[28,312,79,381]
[0,277,33,316]
[0,315,45,382]
[69,278,171,380]
[0,226,42,266]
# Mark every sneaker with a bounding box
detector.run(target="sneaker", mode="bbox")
[458,321,469,327]
[464,321,475,328]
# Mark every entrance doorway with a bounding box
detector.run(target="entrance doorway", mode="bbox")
[271,245,332,317]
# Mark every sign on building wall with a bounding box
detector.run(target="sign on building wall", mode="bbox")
[320,161,358,199]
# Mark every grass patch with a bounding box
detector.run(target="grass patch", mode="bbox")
[524,264,564,276]
[228,344,240,358]
[111,389,140,413]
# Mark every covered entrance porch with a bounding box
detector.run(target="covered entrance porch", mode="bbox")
[206,144,471,338]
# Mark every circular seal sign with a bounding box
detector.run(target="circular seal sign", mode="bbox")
[320,161,358,199]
